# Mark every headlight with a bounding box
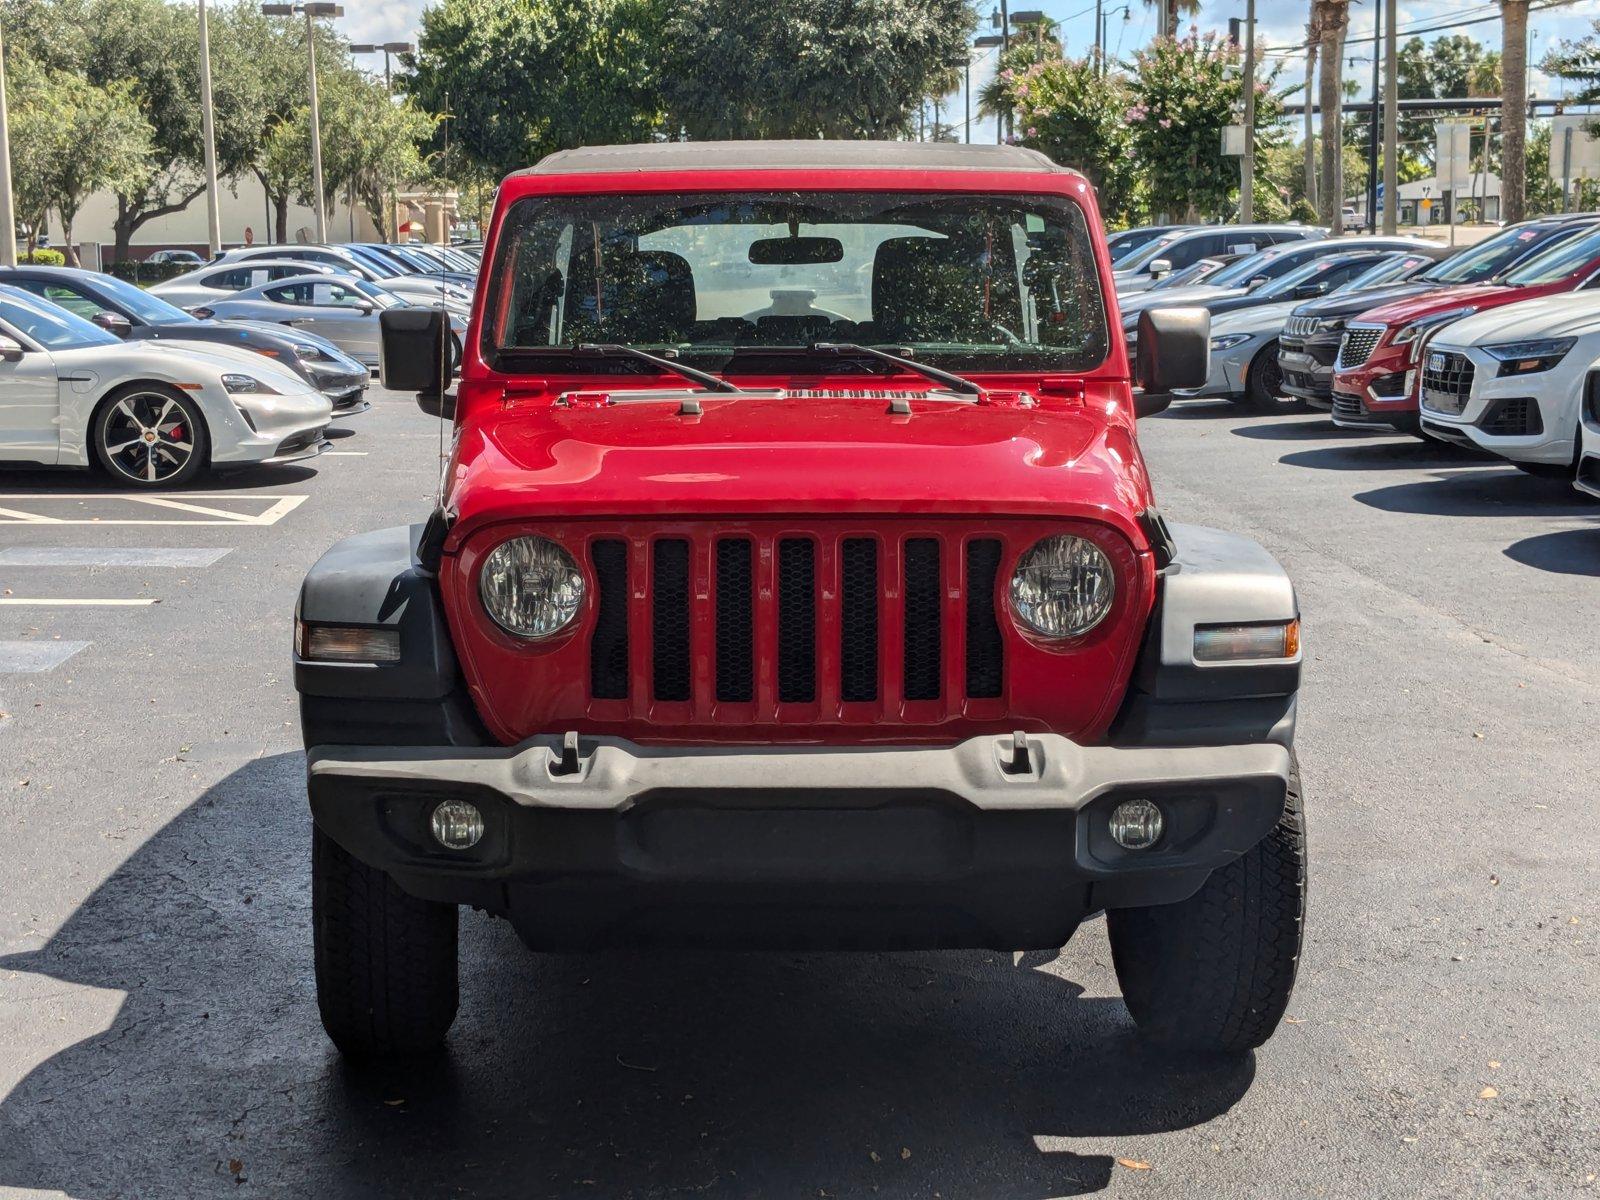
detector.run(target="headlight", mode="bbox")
[221,373,274,394]
[1484,337,1576,377]
[1393,307,1478,352]
[1210,333,1254,351]
[1009,535,1115,639]
[292,342,332,362]
[1319,318,1345,333]
[479,536,584,639]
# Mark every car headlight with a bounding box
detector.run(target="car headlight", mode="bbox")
[1009,535,1115,639]
[479,536,584,639]
[1319,318,1345,333]
[1210,332,1254,351]
[1393,307,1479,357]
[291,342,332,362]
[221,373,275,394]
[1484,337,1576,377]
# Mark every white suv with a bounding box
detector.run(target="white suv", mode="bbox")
[1418,290,1600,485]
[1576,373,1600,499]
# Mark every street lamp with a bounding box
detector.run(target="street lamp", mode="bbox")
[349,40,413,91]
[261,2,344,243]
[971,35,1004,147]
[0,21,16,266]
[198,0,222,257]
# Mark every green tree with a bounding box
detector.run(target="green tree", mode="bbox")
[661,0,972,140]
[406,0,663,184]
[1544,17,1600,126]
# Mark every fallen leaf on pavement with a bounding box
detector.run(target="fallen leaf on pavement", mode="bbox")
[900,1148,911,1161]
[1479,1086,1498,1099]
[1117,1158,1152,1171]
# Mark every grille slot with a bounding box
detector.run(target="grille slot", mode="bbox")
[840,537,879,702]
[1421,351,1474,415]
[776,539,816,703]
[715,538,753,703]
[651,539,690,702]
[1331,392,1365,422]
[1338,326,1380,369]
[964,539,1004,699]
[902,538,943,701]
[589,539,630,700]
[1480,397,1542,437]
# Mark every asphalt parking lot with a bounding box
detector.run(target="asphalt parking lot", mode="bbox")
[0,388,1595,1199]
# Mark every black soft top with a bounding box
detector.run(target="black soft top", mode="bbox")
[520,140,1075,177]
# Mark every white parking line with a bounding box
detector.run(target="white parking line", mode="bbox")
[0,547,232,568]
[0,598,159,606]
[0,641,90,672]
[323,451,368,457]
[0,494,307,526]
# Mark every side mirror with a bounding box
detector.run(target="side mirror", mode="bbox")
[0,335,24,362]
[91,311,133,337]
[379,305,451,399]
[1245,275,1270,291]
[1133,306,1209,417]
[354,301,376,316]
[1147,257,1173,278]
[1292,282,1323,299]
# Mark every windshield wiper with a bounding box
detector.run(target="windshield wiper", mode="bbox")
[808,342,982,396]
[572,342,742,393]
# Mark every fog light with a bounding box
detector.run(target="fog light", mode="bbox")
[430,799,484,850]
[1109,799,1164,850]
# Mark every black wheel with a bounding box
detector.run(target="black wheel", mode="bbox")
[1108,757,1307,1056]
[91,385,208,487]
[312,826,459,1058]
[1235,341,1299,414]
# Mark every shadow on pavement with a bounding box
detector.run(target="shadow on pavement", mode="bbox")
[1355,469,1597,518]
[1152,400,1239,421]
[1503,527,1600,576]
[1229,418,1375,442]
[0,463,321,492]
[0,754,1255,1199]
[1279,440,1491,472]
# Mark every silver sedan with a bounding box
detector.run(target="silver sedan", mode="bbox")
[191,274,465,368]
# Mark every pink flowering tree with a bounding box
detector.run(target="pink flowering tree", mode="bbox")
[1126,29,1286,220]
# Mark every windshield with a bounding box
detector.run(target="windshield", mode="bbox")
[346,277,404,308]
[1422,223,1582,284]
[1208,247,1305,288]
[1501,225,1600,286]
[1151,259,1221,290]
[1347,253,1431,289]
[1108,226,1172,266]
[1115,231,1187,273]
[94,274,195,324]
[0,287,120,349]
[1257,257,1347,296]
[487,190,1109,374]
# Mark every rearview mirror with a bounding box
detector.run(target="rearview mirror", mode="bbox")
[1147,257,1172,277]
[379,305,451,399]
[1133,306,1209,417]
[748,236,845,266]
[0,335,23,362]
[91,311,133,337]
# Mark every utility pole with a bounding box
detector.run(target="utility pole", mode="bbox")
[1366,0,1381,232]
[0,21,16,267]
[351,41,414,241]
[1240,0,1256,222]
[1382,0,1398,232]
[261,3,343,244]
[197,0,222,257]
[1000,0,1010,143]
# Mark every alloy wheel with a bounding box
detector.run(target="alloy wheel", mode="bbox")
[100,391,196,484]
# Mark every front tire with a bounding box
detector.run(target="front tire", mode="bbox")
[312,826,459,1059]
[91,385,209,487]
[1234,341,1299,414]
[1107,758,1307,1056]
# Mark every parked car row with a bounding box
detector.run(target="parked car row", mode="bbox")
[1113,212,1600,498]
[0,241,477,487]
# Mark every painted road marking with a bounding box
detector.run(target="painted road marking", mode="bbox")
[0,547,232,568]
[323,450,368,456]
[0,598,159,607]
[0,641,90,672]
[0,494,307,526]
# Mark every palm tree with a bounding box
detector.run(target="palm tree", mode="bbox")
[1314,0,1351,230]
[1500,1,1529,223]
[1144,0,1200,40]
[1303,8,1322,212]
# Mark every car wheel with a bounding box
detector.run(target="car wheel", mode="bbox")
[1108,755,1307,1057]
[91,385,209,488]
[313,826,459,1059]
[1235,342,1300,414]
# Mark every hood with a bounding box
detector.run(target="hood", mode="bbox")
[1353,283,1524,327]
[1430,290,1600,347]
[444,394,1149,547]
[1118,284,1244,319]
[1209,299,1302,336]
[49,338,311,394]
[1290,280,1436,320]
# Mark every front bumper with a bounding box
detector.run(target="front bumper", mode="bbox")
[1174,337,1262,400]
[1278,346,1335,408]
[307,732,1291,950]
[1418,345,1581,466]
[1332,342,1419,430]
[210,388,336,465]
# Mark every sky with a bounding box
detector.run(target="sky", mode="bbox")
[334,0,1600,141]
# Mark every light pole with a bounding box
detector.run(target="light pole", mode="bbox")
[350,41,413,242]
[971,35,1003,147]
[0,21,16,266]
[262,2,343,244]
[197,0,222,257]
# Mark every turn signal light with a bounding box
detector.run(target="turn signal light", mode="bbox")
[295,620,401,663]
[1193,619,1300,663]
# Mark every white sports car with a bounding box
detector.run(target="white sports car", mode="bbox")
[1417,290,1600,486]
[0,285,332,487]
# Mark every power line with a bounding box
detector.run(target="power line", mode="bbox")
[1259,0,1588,57]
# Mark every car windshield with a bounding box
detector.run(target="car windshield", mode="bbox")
[1346,253,1430,289]
[1150,259,1221,290]
[0,287,120,349]
[345,278,404,308]
[1421,223,1584,284]
[94,274,196,324]
[488,190,1109,374]
[1500,224,1600,286]
[1115,231,1187,273]
[1208,247,1302,287]
[1256,257,1347,297]
[1108,227,1172,266]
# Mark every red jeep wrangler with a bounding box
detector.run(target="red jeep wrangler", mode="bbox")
[294,142,1306,1061]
